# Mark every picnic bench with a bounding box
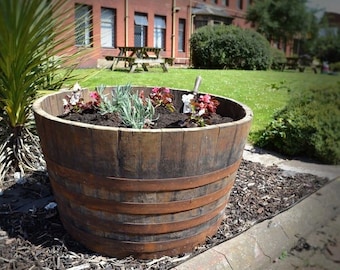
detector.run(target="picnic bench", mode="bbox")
[105,47,172,73]
[280,56,315,72]
[280,57,299,71]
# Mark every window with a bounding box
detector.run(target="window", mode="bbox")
[237,0,243,10]
[101,8,115,48]
[195,20,208,29]
[134,13,148,47]
[178,19,185,52]
[154,16,166,49]
[75,4,92,47]
[221,0,229,6]
[211,0,217,4]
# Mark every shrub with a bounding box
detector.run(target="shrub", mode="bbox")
[330,62,340,72]
[190,25,271,70]
[270,47,286,70]
[311,35,340,63]
[253,83,340,164]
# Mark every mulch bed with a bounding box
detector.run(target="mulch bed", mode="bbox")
[0,160,328,269]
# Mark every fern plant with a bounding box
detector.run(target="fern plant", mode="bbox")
[0,0,84,185]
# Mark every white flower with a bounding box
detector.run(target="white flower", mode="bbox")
[182,94,194,104]
[69,91,82,105]
[198,109,205,116]
[182,94,194,113]
[72,82,82,92]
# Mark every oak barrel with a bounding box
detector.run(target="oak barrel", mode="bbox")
[33,87,252,258]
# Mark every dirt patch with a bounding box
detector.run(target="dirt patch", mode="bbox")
[59,106,234,128]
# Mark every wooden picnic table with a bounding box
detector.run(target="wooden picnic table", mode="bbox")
[105,47,172,73]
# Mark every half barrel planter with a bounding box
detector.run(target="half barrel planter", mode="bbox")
[32,87,252,259]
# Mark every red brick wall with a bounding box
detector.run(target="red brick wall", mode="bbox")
[58,0,251,68]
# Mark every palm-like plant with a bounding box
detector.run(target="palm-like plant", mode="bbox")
[0,0,82,185]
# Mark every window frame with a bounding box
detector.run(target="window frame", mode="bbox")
[101,7,116,48]
[154,15,166,49]
[75,4,93,47]
[134,13,148,47]
[178,18,186,52]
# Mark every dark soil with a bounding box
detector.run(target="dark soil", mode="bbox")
[59,106,234,128]
[0,160,328,269]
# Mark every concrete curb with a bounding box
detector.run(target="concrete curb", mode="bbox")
[172,177,340,270]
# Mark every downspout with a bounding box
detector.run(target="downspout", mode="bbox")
[171,0,176,59]
[125,0,128,47]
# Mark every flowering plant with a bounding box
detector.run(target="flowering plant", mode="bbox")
[182,93,220,127]
[62,83,100,114]
[149,87,176,112]
[61,83,220,128]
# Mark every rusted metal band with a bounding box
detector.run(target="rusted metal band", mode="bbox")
[45,156,241,191]
[50,176,235,214]
[60,212,223,258]
[56,196,227,235]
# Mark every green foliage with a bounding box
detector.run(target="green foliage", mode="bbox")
[253,83,340,164]
[270,47,286,70]
[330,62,340,72]
[311,35,340,63]
[190,25,271,70]
[97,84,132,115]
[0,0,80,181]
[246,0,318,44]
[97,84,157,129]
[120,91,156,129]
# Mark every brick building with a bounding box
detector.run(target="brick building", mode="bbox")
[61,0,253,68]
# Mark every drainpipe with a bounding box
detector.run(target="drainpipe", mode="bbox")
[125,0,128,47]
[171,0,176,59]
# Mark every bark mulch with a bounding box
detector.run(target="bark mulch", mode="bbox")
[0,160,328,270]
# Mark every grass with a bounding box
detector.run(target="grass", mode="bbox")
[51,67,339,137]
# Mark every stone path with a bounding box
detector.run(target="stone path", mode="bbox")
[270,215,340,270]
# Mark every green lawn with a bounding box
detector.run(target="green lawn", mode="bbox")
[56,67,339,135]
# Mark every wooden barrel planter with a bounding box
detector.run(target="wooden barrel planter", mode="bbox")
[32,87,252,259]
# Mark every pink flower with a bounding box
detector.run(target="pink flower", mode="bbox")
[152,87,160,93]
[200,94,211,103]
[89,91,100,101]
[198,102,206,110]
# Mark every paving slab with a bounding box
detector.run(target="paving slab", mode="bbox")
[171,248,232,270]
[269,215,340,269]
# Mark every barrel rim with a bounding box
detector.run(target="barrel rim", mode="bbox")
[33,86,253,133]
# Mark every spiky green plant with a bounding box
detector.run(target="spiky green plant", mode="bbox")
[97,84,133,115]
[120,91,157,129]
[96,84,157,129]
[0,0,84,185]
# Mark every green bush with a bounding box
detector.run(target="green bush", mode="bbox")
[311,35,340,63]
[253,83,340,164]
[270,47,286,70]
[190,25,271,70]
[330,62,340,72]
